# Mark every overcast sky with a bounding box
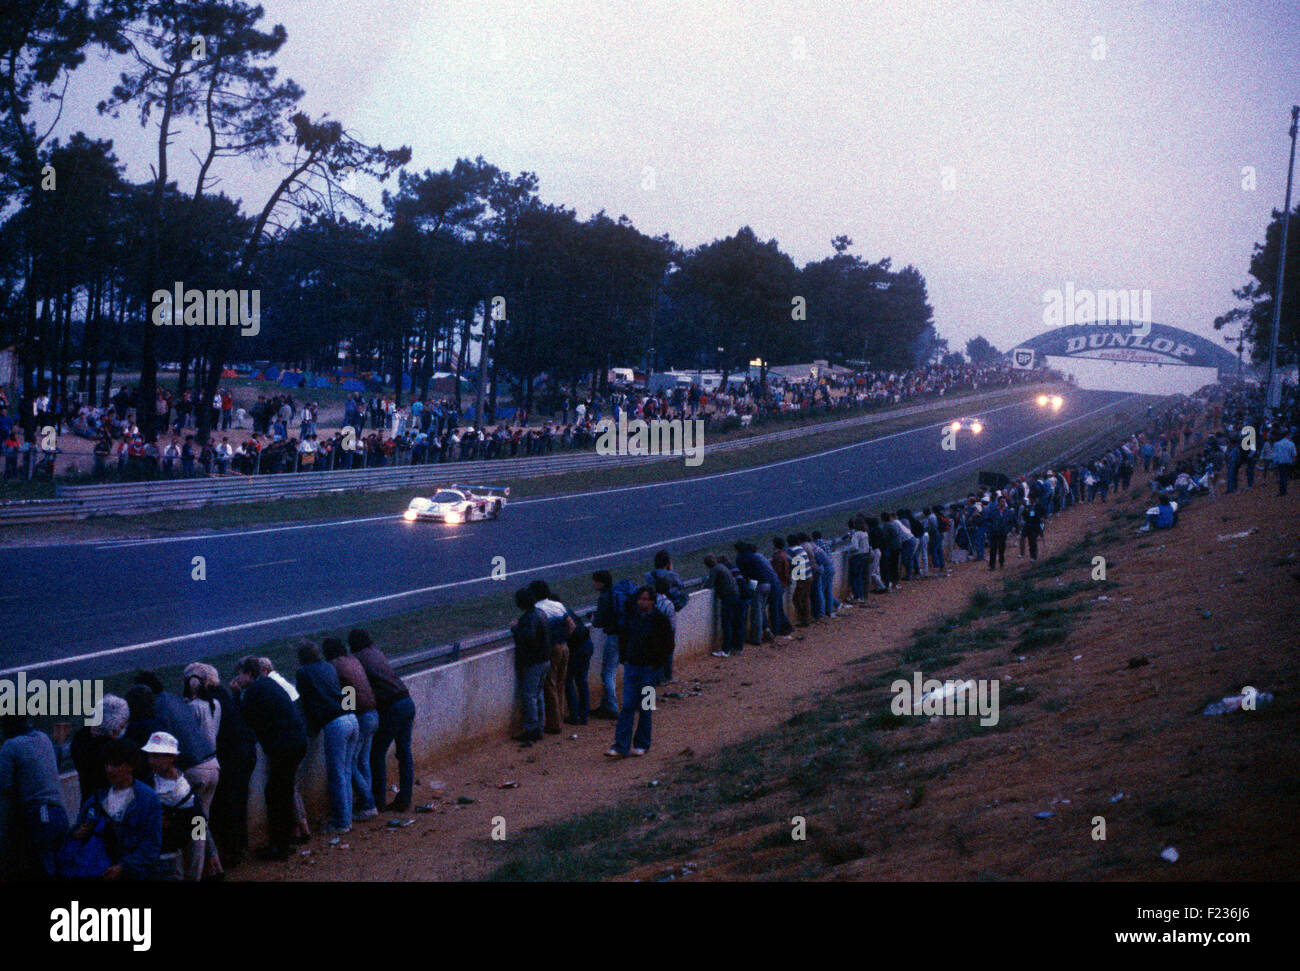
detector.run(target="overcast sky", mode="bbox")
[44,0,1300,360]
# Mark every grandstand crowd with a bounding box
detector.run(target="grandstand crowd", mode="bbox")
[1,381,1294,881]
[0,361,1040,480]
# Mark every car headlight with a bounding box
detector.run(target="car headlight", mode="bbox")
[1051,395,1063,410]
[950,420,963,432]
[403,509,418,522]
[444,511,463,524]
[970,421,983,435]
[1037,394,1049,407]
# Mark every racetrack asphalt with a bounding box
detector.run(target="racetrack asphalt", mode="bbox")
[1,389,1131,678]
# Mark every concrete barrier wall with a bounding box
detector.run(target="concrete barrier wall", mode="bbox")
[57,553,856,838]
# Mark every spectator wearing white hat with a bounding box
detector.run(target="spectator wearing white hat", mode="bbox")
[142,731,205,882]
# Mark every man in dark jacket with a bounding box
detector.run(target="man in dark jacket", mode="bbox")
[232,658,307,861]
[735,540,785,641]
[604,586,673,758]
[589,571,621,719]
[704,554,743,657]
[296,641,360,834]
[982,494,1018,570]
[207,681,257,868]
[348,629,416,813]
[510,588,552,745]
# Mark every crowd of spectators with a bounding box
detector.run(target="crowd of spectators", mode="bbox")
[0,629,414,880]
[0,360,1046,481]
[4,381,1293,880]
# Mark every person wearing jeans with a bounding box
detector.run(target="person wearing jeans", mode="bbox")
[323,637,379,819]
[589,572,622,717]
[510,588,552,745]
[348,629,416,812]
[1273,431,1296,496]
[294,641,357,833]
[606,587,673,758]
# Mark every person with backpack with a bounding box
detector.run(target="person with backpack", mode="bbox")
[591,571,629,719]
[604,586,674,758]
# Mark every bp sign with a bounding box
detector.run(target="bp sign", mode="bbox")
[1011,322,1238,375]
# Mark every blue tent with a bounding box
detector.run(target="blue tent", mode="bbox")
[310,375,333,388]
[263,365,281,381]
[341,378,366,391]
[279,371,303,387]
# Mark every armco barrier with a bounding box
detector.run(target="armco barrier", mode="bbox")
[11,383,1054,523]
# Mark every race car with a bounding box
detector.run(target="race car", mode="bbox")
[1036,393,1065,411]
[403,484,509,524]
[947,417,984,435]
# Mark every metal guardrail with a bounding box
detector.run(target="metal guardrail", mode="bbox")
[0,383,1054,523]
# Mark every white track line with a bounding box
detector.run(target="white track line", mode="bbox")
[3,395,1129,676]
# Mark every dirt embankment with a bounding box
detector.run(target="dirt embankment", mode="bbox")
[240,471,1298,882]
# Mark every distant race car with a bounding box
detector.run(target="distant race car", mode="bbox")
[403,484,509,524]
[948,417,984,435]
[1036,393,1065,411]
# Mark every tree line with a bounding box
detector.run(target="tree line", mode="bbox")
[2,2,945,444]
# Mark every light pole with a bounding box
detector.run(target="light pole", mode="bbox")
[1265,105,1299,412]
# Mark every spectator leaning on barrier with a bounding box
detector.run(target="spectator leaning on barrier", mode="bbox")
[563,604,595,726]
[704,553,743,657]
[324,637,379,821]
[0,715,69,880]
[528,580,573,733]
[142,731,205,882]
[348,629,416,813]
[589,571,622,718]
[70,694,129,807]
[232,658,308,862]
[296,640,361,835]
[135,670,220,813]
[510,587,553,746]
[202,672,256,871]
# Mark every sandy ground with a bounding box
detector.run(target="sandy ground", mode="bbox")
[227,453,1299,882]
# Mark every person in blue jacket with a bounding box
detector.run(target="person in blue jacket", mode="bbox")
[69,738,161,881]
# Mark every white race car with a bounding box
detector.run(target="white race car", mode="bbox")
[403,484,509,524]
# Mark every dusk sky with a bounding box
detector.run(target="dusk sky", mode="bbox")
[43,0,1300,362]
